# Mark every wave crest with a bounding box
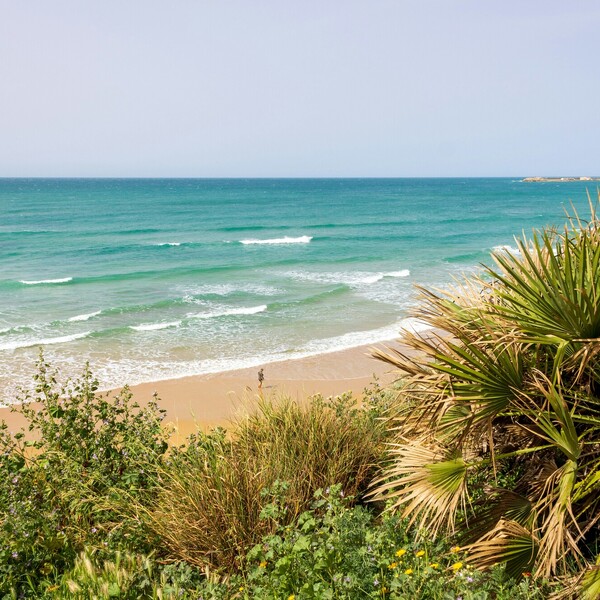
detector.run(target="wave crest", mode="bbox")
[287,269,410,286]
[20,277,73,285]
[492,244,521,255]
[187,305,267,319]
[129,321,182,332]
[240,236,313,245]
[0,332,91,352]
[68,310,101,322]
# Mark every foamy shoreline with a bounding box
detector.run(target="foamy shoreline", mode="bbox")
[0,318,428,408]
[93,317,428,393]
[114,339,405,439]
[0,338,409,439]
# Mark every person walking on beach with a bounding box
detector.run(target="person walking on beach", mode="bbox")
[258,368,264,390]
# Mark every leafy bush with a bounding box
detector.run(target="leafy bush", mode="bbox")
[372,201,600,583]
[240,485,550,599]
[142,391,388,572]
[0,357,170,596]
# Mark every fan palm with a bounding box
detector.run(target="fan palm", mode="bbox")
[372,198,600,587]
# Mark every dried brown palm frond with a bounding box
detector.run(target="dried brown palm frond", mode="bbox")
[550,554,600,600]
[464,519,538,580]
[461,488,533,544]
[370,439,469,536]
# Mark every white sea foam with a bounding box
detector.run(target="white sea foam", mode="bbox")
[0,317,434,404]
[359,270,411,284]
[20,277,73,285]
[492,244,521,255]
[85,318,433,392]
[68,310,101,322]
[187,305,267,319]
[0,331,91,352]
[286,269,410,287]
[181,283,281,299]
[298,318,430,356]
[397,318,431,334]
[240,235,313,245]
[155,242,181,246]
[129,321,182,332]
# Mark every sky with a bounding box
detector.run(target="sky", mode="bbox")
[1,1,599,177]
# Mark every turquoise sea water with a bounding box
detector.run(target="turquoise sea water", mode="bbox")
[0,178,595,402]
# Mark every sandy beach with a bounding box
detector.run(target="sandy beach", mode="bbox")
[0,341,402,442]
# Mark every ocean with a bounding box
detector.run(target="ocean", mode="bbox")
[0,178,595,403]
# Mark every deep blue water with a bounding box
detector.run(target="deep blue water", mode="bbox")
[0,178,594,401]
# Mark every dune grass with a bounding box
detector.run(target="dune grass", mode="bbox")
[141,392,388,572]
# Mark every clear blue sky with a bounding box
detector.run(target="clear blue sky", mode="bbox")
[1,1,599,177]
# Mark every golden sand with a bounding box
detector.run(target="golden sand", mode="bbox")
[0,342,401,442]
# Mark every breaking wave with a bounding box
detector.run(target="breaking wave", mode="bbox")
[240,236,313,245]
[68,310,102,322]
[20,277,73,285]
[0,332,91,352]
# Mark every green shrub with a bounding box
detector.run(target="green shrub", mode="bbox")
[0,356,170,596]
[210,486,551,599]
[35,487,552,600]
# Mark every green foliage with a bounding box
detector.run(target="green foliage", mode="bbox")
[372,199,600,581]
[0,356,170,597]
[27,488,552,600]
[239,486,550,599]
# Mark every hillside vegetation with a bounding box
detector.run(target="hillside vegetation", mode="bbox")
[2,199,599,599]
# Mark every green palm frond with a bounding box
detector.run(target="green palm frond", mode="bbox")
[462,488,533,543]
[431,336,526,425]
[371,440,468,536]
[486,203,600,377]
[464,519,538,580]
[580,558,600,600]
[514,374,581,461]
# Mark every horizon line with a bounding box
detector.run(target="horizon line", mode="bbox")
[0,175,563,180]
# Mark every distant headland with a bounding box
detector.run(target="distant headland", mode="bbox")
[522,176,600,182]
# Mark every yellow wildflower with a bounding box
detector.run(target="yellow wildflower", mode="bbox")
[388,562,398,570]
[451,561,463,571]
[451,545,461,553]
[395,548,406,558]
[259,561,267,568]
[415,550,425,557]
[239,586,244,592]
[288,595,295,600]
[404,568,413,575]
[430,563,439,569]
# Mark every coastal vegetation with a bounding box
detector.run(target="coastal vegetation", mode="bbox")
[1,200,600,598]
[372,201,600,596]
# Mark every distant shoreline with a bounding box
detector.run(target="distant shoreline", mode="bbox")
[522,176,600,182]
